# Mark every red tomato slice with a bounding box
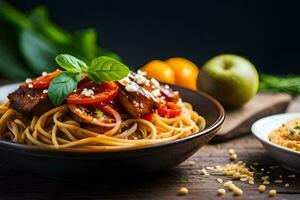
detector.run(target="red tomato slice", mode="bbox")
[32,70,62,89]
[142,112,155,122]
[68,104,116,127]
[66,81,119,105]
[157,102,181,118]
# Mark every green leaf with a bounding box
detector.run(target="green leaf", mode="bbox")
[48,71,81,106]
[0,22,32,80]
[28,6,71,45]
[0,2,32,30]
[71,29,98,61]
[98,47,122,62]
[20,29,57,74]
[55,54,87,73]
[87,56,129,83]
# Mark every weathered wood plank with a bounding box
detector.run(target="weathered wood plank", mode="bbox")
[213,93,292,142]
[0,135,298,200]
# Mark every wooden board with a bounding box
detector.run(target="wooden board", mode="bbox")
[211,93,292,142]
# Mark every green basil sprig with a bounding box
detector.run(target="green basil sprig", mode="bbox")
[48,54,129,106]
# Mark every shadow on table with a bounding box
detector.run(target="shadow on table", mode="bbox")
[0,165,187,199]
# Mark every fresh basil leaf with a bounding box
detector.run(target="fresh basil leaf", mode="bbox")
[55,54,87,73]
[20,29,57,74]
[87,56,129,83]
[48,71,81,106]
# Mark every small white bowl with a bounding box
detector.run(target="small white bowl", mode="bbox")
[251,113,300,173]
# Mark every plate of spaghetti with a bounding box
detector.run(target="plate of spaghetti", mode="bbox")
[0,54,224,178]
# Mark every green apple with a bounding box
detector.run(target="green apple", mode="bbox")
[198,54,259,108]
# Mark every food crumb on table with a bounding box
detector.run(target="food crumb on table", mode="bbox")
[269,189,277,197]
[177,187,189,196]
[217,188,226,195]
[258,185,266,193]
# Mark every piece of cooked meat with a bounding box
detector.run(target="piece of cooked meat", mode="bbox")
[117,83,157,118]
[8,85,54,116]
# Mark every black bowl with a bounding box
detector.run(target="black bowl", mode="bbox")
[0,86,225,179]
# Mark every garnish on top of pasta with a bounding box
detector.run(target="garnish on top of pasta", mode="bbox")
[0,54,205,151]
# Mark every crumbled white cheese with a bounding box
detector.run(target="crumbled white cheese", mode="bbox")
[137,69,147,76]
[42,89,48,94]
[145,80,151,86]
[42,72,48,77]
[81,88,95,97]
[150,78,160,88]
[151,89,161,97]
[164,84,170,89]
[120,77,131,83]
[28,84,33,88]
[25,78,32,83]
[134,74,147,85]
[125,83,139,92]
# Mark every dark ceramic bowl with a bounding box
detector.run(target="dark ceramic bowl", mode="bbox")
[0,85,225,179]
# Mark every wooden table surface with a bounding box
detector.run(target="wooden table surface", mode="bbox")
[0,81,299,200]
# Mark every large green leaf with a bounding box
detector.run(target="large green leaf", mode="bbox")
[20,29,57,74]
[65,28,98,63]
[0,22,32,80]
[0,2,32,30]
[28,6,71,45]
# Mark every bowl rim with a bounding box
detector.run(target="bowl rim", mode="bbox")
[0,83,225,154]
[251,112,300,156]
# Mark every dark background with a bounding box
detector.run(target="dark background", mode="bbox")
[7,0,300,74]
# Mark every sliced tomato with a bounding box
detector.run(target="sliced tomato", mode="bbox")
[32,70,62,89]
[142,112,155,122]
[68,104,116,127]
[157,102,181,118]
[66,81,118,105]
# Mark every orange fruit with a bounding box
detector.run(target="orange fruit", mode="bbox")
[165,57,199,90]
[140,60,175,84]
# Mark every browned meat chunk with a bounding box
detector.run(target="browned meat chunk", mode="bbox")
[117,84,157,118]
[8,86,53,116]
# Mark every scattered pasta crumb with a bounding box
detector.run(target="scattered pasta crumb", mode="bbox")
[199,168,209,175]
[178,187,189,195]
[224,181,233,187]
[285,183,290,187]
[287,174,296,178]
[232,172,240,180]
[228,148,235,155]
[258,185,266,193]
[232,185,243,196]
[217,188,226,195]
[229,154,237,161]
[269,189,277,197]
[274,179,283,184]
[263,180,270,185]
[216,178,223,183]
[188,161,196,166]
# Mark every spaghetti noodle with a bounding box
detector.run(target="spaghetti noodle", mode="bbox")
[0,100,205,151]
